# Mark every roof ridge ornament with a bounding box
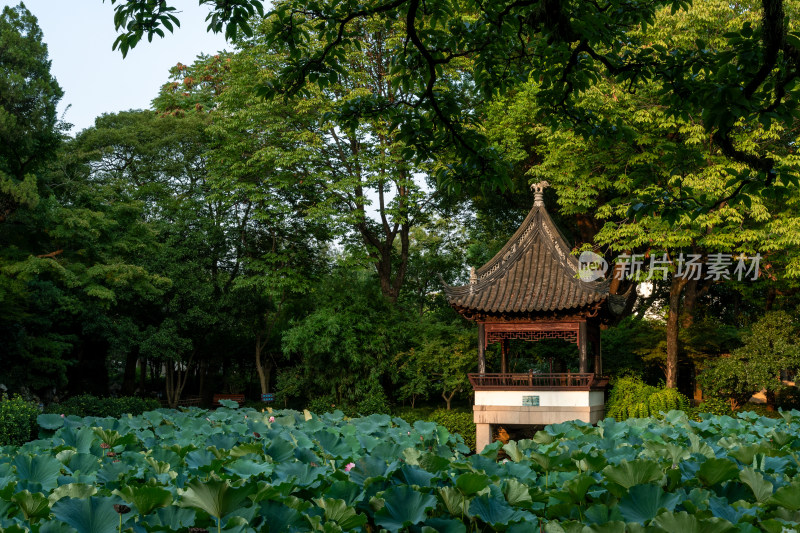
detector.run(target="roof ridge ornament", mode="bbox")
[531,181,550,206]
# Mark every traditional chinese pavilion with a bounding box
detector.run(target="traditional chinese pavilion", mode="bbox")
[443,182,619,450]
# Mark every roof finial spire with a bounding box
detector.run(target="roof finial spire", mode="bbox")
[530,181,550,206]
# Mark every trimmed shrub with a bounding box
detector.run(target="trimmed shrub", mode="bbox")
[393,406,476,452]
[0,394,39,446]
[606,376,690,420]
[355,385,391,416]
[697,395,733,417]
[47,395,160,418]
[307,396,339,416]
[429,408,476,452]
[738,403,783,419]
[393,406,437,425]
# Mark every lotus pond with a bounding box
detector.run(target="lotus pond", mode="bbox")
[2,404,800,532]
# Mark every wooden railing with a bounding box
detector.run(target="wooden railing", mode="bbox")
[213,393,245,407]
[468,373,608,391]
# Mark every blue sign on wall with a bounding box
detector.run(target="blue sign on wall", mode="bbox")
[522,395,540,406]
[261,393,275,403]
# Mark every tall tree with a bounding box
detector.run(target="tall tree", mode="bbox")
[482,0,800,388]
[73,110,249,406]
[0,3,63,223]
[155,54,332,397]
[108,0,800,206]
[209,18,449,302]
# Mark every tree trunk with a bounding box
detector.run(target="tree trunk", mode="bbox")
[575,214,600,244]
[255,346,274,396]
[765,389,777,411]
[139,356,146,393]
[680,279,710,329]
[765,287,777,311]
[666,277,689,388]
[165,353,194,409]
[121,349,139,396]
[443,390,456,410]
[198,358,207,403]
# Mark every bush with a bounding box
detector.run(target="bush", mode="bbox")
[777,386,800,411]
[393,406,437,425]
[606,376,690,420]
[355,385,391,416]
[393,406,476,452]
[47,395,160,418]
[738,403,783,419]
[305,385,391,418]
[306,395,339,416]
[696,395,733,416]
[429,408,476,452]
[0,394,39,446]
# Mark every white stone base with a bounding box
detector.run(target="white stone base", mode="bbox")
[474,390,605,407]
[473,404,605,452]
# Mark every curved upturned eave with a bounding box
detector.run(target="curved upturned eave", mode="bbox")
[441,204,610,314]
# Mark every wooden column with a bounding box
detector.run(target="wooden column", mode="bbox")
[578,321,588,373]
[478,323,486,375]
[593,336,602,376]
[501,338,509,374]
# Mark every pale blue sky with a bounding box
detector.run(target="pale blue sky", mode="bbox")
[4,1,229,134]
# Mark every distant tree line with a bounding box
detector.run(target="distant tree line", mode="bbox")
[2,2,800,413]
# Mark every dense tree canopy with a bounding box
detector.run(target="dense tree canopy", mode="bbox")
[108,0,800,208]
[3,0,800,415]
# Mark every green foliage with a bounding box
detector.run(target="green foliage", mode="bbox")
[393,406,437,425]
[0,3,63,201]
[0,394,39,446]
[279,266,471,414]
[599,317,665,380]
[777,386,800,411]
[0,3,77,394]
[606,376,690,420]
[394,407,475,451]
[395,326,475,410]
[737,403,784,420]
[696,396,733,417]
[109,0,800,201]
[46,395,159,419]
[354,384,391,417]
[699,311,800,409]
[429,408,476,452]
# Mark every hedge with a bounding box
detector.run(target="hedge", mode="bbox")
[0,394,39,446]
[46,394,160,419]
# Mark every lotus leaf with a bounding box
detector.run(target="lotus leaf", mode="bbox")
[114,484,173,515]
[51,496,122,533]
[617,484,680,524]
[374,485,437,532]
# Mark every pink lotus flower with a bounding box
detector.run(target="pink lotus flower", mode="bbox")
[344,462,355,472]
[60,414,65,418]
[269,416,275,423]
